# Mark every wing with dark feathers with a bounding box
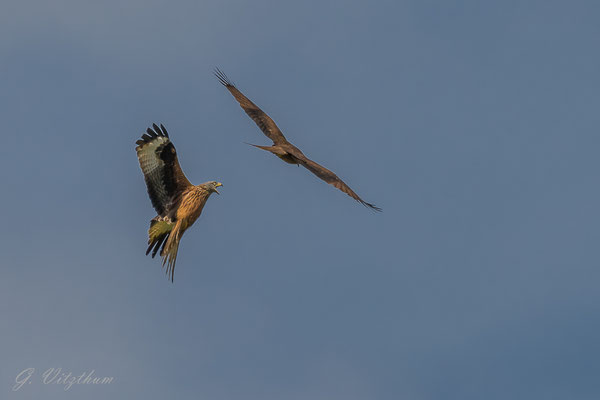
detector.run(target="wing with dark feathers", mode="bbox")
[136,123,192,216]
[294,153,382,212]
[215,68,287,145]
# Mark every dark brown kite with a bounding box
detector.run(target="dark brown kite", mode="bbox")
[215,68,380,211]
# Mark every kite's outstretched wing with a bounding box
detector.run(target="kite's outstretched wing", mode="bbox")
[293,152,381,211]
[215,68,287,145]
[135,123,192,217]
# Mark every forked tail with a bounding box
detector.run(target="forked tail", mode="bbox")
[161,220,183,282]
[244,142,276,152]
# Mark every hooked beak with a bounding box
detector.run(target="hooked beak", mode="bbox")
[214,182,223,194]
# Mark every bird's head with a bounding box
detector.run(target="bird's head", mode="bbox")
[203,181,223,195]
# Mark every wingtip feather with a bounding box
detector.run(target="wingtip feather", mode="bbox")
[365,202,383,212]
[136,123,170,147]
[214,67,234,87]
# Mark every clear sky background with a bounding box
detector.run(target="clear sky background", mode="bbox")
[1,0,600,399]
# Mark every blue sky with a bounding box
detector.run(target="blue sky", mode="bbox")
[2,0,600,399]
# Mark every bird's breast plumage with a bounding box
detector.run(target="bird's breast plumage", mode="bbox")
[176,186,211,231]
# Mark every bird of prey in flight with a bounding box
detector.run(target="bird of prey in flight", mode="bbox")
[136,123,223,281]
[215,69,381,212]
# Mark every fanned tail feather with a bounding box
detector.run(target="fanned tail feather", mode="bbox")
[161,220,183,282]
